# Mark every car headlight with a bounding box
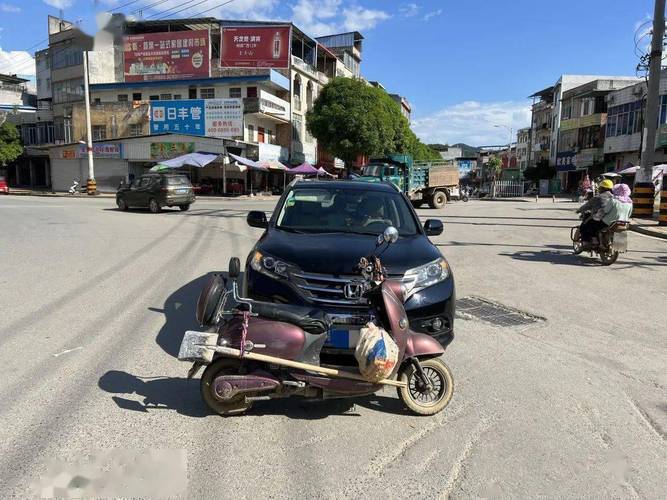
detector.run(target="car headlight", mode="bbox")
[250,251,291,278]
[402,257,450,297]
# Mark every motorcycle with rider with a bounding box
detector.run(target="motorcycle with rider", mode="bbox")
[571,179,633,265]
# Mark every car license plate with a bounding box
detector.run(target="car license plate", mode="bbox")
[177,188,188,194]
[326,327,361,349]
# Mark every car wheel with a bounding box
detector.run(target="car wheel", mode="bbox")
[149,198,161,213]
[429,191,447,209]
[179,204,190,211]
[116,197,128,211]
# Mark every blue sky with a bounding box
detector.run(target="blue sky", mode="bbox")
[0,0,657,145]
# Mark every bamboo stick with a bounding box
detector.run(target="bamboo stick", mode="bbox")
[212,346,406,388]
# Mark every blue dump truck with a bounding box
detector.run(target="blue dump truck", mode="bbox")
[357,154,461,209]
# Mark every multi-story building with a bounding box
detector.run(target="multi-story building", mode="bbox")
[528,86,554,168]
[389,94,411,121]
[555,77,639,190]
[16,15,363,192]
[515,127,530,171]
[603,70,667,170]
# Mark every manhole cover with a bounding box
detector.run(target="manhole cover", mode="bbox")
[456,296,545,327]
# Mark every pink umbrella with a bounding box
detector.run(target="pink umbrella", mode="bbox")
[287,162,319,175]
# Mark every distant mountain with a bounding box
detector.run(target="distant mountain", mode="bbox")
[428,143,480,158]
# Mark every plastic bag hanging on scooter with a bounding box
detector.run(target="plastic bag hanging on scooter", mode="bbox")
[355,322,399,382]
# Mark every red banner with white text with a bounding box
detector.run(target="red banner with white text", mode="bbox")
[220,26,291,69]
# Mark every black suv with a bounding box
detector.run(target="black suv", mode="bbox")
[116,173,195,213]
[244,180,455,358]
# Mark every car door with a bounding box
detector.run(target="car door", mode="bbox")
[134,176,153,207]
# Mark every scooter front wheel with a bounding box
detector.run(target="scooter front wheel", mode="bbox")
[397,357,454,416]
[200,358,252,416]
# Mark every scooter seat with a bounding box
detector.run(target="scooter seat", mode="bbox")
[242,301,331,335]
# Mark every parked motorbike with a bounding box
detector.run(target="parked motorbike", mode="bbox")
[571,211,629,265]
[178,227,454,416]
[68,180,87,195]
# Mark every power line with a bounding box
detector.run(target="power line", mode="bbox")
[145,0,199,19]
[130,0,172,15]
[190,0,236,18]
[108,0,143,12]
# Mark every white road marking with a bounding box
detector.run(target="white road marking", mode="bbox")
[52,346,83,358]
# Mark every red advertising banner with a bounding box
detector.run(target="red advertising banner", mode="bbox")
[221,26,291,69]
[124,29,210,82]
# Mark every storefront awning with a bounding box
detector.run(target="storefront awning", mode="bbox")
[287,162,319,175]
[151,152,220,170]
[228,152,268,171]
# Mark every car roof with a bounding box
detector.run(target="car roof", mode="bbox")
[292,179,399,193]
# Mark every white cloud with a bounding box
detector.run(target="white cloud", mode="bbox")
[1,3,21,12]
[291,0,390,37]
[422,9,442,21]
[0,46,36,77]
[342,6,390,32]
[412,100,531,146]
[43,0,74,8]
[399,2,419,18]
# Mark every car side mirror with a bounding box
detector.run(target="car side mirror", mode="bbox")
[247,210,268,228]
[229,257,241,279]
[424,219,443,236]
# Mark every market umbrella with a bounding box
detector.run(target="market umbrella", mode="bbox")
[228,153,268,195]
[317,167,334,177]
[287,162,319,175]
[150,152,220,170]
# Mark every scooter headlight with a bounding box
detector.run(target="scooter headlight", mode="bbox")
[402,258,450,297]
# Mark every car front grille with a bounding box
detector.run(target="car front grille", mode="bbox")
[290,271,367,306]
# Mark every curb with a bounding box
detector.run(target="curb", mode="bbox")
[629,224,667,240]
[7,192,115,198]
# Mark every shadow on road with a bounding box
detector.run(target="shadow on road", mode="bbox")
[501,250,667,268]
[439,241,572,250]
[98,370,208,417]
[98,370,413,418]
[152,272,223,358]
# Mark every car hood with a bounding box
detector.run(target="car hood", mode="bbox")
[256,229,442,275]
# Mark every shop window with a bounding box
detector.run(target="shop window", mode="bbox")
[129,123,143,136]
[149,95,159,101]
[160,93,172,100]
[173,94,182,100]
[189,87,197,99]
[292,114,302,142]
[247,124,254,142]
[246,87,257,98]
[92,125,106,141]
[229,87,242,98]
[118,94,128,102]
[200,88,215,99]
[132,92,142,101]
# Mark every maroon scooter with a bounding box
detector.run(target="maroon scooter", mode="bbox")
[178,227,454,416]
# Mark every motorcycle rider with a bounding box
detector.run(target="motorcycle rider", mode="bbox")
[576,179,614,246]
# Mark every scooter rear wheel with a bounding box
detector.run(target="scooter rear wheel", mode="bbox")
[599,249,619,266]
[200,358,252,416]
[397,357,454,416]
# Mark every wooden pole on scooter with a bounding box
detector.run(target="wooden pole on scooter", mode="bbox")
[213,345,407,388]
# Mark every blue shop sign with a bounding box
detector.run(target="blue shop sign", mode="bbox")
[556,152,577,171]
[150,99,205,135]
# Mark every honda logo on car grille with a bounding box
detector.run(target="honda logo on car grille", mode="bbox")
[343,282,364,300]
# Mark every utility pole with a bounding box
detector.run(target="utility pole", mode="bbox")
[640,0,666,180]
[82,51,96,194]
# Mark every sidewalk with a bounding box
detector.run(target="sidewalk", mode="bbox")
[5,189,279,201]
[630,218,667,240]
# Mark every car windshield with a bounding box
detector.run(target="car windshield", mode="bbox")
[165,175,191,186]
[362,165,382,176]
[276,187,419,236]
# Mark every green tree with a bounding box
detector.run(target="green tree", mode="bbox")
[0,121,23,166]
[306,78,439,167]
[487,156,502,179]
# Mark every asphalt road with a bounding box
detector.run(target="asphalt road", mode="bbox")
[0,195,665,499]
